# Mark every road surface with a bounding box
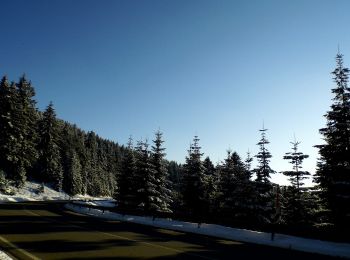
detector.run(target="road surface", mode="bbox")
[0,202,335,259]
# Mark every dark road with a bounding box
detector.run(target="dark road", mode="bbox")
[0,202,336,259]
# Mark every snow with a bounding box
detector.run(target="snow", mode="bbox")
[65,203,350,259]
[72,200,116,208]
[0,181,113,203]
[1,182,349,258]
[0,250,12,260]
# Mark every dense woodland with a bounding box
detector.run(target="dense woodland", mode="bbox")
[0,53,349,240]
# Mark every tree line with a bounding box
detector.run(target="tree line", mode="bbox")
[0,53,349,239]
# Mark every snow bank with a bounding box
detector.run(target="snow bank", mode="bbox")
[0,181,113,203]
[0,182,69,203]
[65,203,350,258]
[72,200,116,208]
[0,250,13,260]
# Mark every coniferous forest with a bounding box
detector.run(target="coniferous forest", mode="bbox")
[0,53,349,241]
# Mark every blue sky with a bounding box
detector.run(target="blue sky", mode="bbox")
[1,0,350,185]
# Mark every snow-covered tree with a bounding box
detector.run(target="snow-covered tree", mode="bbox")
[37,102,63,191]
[66,150,83,195]
[134,139,157,213]
[0,76,39,187]
[151,130,172,213]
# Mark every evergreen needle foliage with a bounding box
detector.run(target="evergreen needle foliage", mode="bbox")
[315,53,350,229]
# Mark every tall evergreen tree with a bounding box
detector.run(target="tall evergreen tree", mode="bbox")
[203,157,215,176]
[151,130,172,213]
[254,127,275,183]
[0,76,39,187]
[202,156,217,214]
[253,126,275,224]
[218,151,254,224]
[282,139,310,190]
[116,137,137,210]
[66,149,83,195]
[315,53,350,228]
[15,76,39,184]
[281,139,310,226]
[0,76,16,176]
[244,151,253,173]
[134,139,157,213]
[37,102,63,190]
[182,136,206,219]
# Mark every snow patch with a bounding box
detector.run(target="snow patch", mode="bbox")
[0,181,113,203]
[0,250,13,260]
[72,200,116,208]
[65,203,350,259]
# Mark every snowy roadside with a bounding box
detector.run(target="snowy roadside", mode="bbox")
[72,199,116,208]
[0,181,114,204]
[0,250,13,260]
[65,203,350,259]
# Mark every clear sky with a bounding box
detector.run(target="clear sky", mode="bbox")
[1,0,350,186]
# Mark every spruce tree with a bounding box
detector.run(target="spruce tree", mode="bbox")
[218,151,254,225]
[151,130,172,213]
[15,76,39,185]
[0,76,15,176]
[217,151,238,218]
[84,131,100,196]
[244,151,253,173]
[315,53,350,229]
[203,157,215,176]
[254,127,275,183]
[66,149,83,195]
[202,156,217,214]
[282,139,310,190]
[253,126,275,225]
[37,102,63,191]
[281,139,310,226]
[134,139,157,213]
[0,76,39,187]
[182,136,206,219]
[116,137,137,210]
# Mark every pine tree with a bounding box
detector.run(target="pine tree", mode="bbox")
[280,139,310,226]
[202,156,217,214]
[203,157,215,176]
[218,151,254,225]
[254,127,275,183]
[0,76,15,176]
[134,139,157,213]
[315,53,350,229]
[282,139,310,190]
[253,126,275,225]
[0,76,39,187]
[37,102,63,191]
[182,136,206,220]
[151,130,172,213]
[84,131,100,196]
[217,151,237,218]
[116,137,137,210]
[66,149,83,195]
[15,76,39,185]
[244,151,253,173]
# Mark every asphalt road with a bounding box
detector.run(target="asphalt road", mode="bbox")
[0,202,337,260]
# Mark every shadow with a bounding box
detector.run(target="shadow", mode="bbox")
[0,201,338,260]
[15,239,136,253]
